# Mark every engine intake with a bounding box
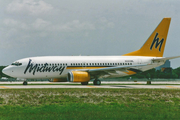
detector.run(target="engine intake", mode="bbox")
[67,71,90,82]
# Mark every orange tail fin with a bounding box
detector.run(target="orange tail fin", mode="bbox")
[123,18,171,57]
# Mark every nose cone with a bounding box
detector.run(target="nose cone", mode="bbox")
[2,66,11,76]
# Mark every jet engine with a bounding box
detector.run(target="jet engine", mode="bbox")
[67,71,90,82]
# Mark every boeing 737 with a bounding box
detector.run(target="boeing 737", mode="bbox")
[2,18,180,85]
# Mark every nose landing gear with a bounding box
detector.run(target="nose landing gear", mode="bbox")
[23,80,28,85]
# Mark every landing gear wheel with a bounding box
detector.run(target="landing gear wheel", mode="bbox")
[93,80,101,85]
[81,82,89,85]
[23,81,28,85]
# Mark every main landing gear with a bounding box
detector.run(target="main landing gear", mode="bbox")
[81,79,101,85]
[93,79,101,85]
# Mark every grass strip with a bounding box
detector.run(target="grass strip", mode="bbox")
[0,103,180,120]
[0,89,180,119]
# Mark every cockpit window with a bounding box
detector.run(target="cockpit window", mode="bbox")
[11,62,22,66]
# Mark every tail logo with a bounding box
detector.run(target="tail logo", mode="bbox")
[150,33,164,52]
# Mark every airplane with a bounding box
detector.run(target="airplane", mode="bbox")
[2,17,180,85]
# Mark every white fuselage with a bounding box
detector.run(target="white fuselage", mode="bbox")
[2,56,165,80]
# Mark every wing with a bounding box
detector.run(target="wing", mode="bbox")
[87,64,147,79]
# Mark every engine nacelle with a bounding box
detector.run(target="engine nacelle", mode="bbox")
[67,71,90,82]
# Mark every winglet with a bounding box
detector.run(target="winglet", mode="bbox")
[123,18,171,57]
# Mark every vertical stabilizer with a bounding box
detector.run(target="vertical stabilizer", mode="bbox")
[123,18,171,57]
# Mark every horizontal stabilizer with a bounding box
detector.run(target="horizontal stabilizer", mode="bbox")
[153,56,180,62]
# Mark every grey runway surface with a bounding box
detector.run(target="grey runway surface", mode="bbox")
[0,81,180,89]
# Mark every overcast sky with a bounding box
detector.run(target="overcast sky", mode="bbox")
[0,0,180,68]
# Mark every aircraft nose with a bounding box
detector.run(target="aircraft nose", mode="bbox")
[2,66,11,76]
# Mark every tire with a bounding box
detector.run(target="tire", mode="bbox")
[96,80,101,85]
[93,80,101,85]
[23,81,28,85]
